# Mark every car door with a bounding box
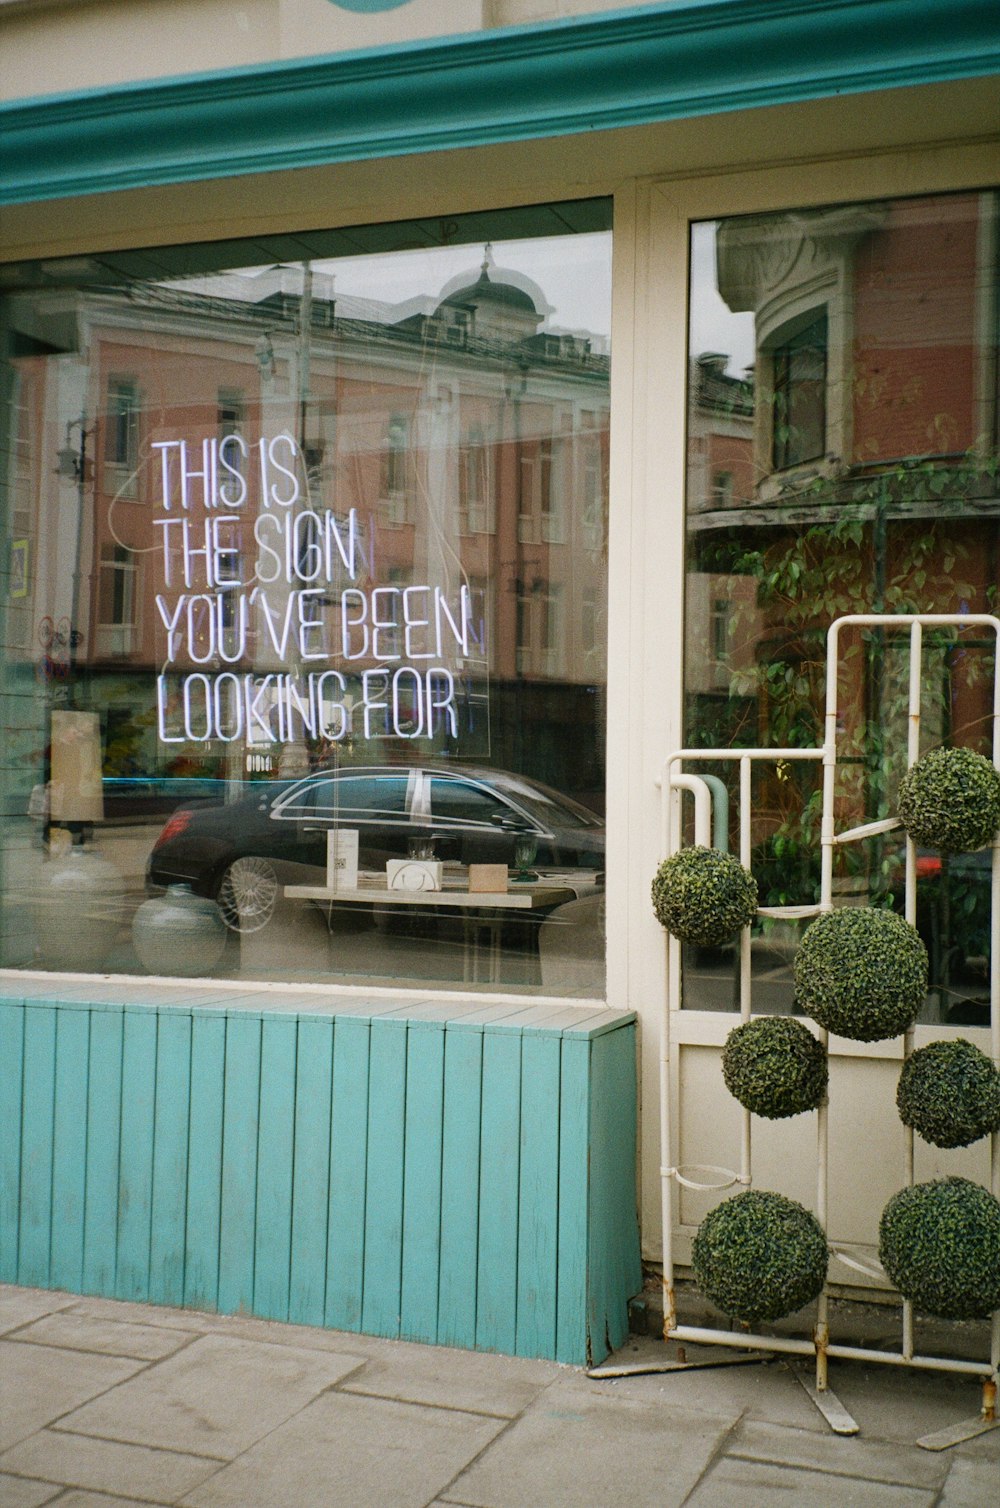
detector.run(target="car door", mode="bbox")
[272,769,417,879]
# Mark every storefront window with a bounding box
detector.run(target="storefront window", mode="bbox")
[0,203,611,995]
[684,189,998,1025]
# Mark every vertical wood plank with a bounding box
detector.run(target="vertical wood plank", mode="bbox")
[184,1012,226,1312]
[0,1000,26,1282]
[253,1014,297,1322]
[289,1014,333,1328]
[437,1025,483,1350]
[149,1010,191,1307]
[400,1024,444,1343]
[116,1009,158,1301]
[555,1034,591,1365]
[361,1017,407,1338]
[217,1011,262,1315]
[50,1006,91,1292]
[18,1004,56,1287]
[587,1023,641,1360]
[476,1028,522,1355]
[83,1008,124,1295]
[326,1016,370,1331]
[515,1032,561,1359]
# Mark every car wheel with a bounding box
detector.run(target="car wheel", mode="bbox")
[216,856,279,933]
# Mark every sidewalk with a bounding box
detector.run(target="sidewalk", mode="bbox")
[1,1284,996,1507]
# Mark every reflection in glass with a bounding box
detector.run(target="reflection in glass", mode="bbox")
[0,206,611,996]
[684,191,999,1025]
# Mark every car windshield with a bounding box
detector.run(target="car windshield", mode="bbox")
[485,773,602,830]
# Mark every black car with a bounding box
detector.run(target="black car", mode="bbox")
[147,763,604,932]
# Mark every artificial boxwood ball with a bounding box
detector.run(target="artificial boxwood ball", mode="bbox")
[897,746,1000,853]
[878,1177,1000,1320]
[896,1038,1000,1149]
[722,1016,828,1119]
[692,1190,828,1325]
[794,907,927,1042]
[651,846,758,947]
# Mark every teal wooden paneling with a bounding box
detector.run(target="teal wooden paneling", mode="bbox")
[18,1004,56,1286]
[326,1015,371,1331]
[289,1015,333,1327]
[361,1017,407,1338]
[0,1000,25,1282]
[116,1009,158,1301]
[400,1023,445,1343]
[50,1007,90,1292]
[0,989,638,1365]
[436,1025,482,1350]
[476,1030,522,1355]
[515,1032,561,1360]
[254,1015,298,1321]
[83,1009,123,1294]
[587,1020,643,1356]
[218,1012,262,1315]
[556,1035,591,1365]
[184,1013,226,1312]
[149,1010,191,1306]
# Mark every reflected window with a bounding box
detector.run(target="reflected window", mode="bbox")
[430,777,510,826]
[771,312,827,470]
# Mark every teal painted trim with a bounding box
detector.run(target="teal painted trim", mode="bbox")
[288,1016,333,1327]
[50,1008,89,1292]
[148,1011,191,1307]
[116,1010,158,1301]
[183,1013,225,1312]
[1,0,997,206]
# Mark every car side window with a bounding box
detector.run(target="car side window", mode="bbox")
[312,775,410,822]
[430,777,515,827]
[276,775,410,823]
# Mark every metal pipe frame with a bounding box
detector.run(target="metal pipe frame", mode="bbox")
[660,613,1000,1413]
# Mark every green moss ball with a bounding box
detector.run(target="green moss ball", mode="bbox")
[897,747,1000,853]
[692,1190,828,1325]
[794,907,927,1042]
[878,1177,1000,1320]
[651,846,758,947]
[722,1016,828,1119]
[896,1039,1000,1149]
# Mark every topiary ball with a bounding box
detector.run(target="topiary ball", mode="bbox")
[651,846,758,947]
[722,1016,828,1119]
[897,747,1000,853]
[794,907,927,1042]
[692,1190,828,1325]
[896,1038,1000,1149]
[878,1177,1000,1320]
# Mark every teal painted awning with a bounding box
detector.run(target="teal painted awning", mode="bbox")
[1,0,998,205]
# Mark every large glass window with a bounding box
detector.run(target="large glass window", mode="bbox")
[0,203,611,995]
[685,189,998,1025]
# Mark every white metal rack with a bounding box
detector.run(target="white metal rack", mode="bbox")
[658,615,1000,1444]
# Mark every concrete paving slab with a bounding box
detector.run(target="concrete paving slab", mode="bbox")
[178,1391,506,1508]
[56,1333,366,1459]
[45,1494,172,1508]
[341,1340,558,1417]
[685,1456,938,1506]
[0,1428,223,1503]
[0,1473,62,1508]
[445,1386,737,1507]
[62,1297,385,1355]
[730,1418,950,1490]
[939,1455,1000,1506]
[0,1343,144,1453]
[9,1312,199,1361]
[0,1287,77,1337]
[826,1360,998,1445]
